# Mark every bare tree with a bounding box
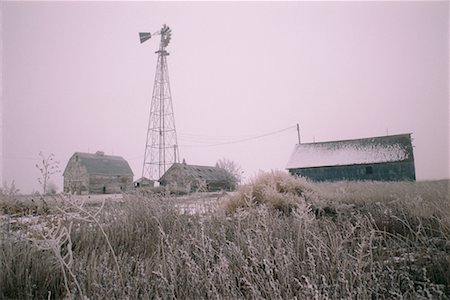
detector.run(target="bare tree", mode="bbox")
[216,158,243,189]
[36,152,60,195]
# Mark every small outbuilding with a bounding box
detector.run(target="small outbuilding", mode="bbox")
[63,151,134,194]
[134,177,155,188]
[159,162,235,192]
[286,133,416,182]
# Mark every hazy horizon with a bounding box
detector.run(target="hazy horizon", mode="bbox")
[1,1,449,193]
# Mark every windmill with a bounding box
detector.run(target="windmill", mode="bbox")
[139,24,179,182]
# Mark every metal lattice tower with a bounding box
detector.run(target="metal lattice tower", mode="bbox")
[139,25,179,181]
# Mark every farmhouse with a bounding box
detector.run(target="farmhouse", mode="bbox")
[159,162,235,192]
[63,151,134,194]
[286,133,416,182]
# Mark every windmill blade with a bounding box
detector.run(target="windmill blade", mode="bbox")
[139,32,152,44]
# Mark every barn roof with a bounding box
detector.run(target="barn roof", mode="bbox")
[160,163,231,181]
[64,151,134,176]
[286,133,414,169]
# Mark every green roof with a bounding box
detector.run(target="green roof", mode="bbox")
[64,152,133,176]
[160,163,231,182]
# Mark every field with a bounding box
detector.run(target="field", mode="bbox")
[1,172,449,299]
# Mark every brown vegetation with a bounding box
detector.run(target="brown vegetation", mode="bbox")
[1,174,449,299]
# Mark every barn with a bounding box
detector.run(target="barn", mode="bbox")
[63,151,134,194]
[159,162,235,192]
[286,133,416,182]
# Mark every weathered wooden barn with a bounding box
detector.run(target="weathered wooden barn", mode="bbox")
[63,151,134,194]
[159,162,235,192]
[286,134,416,182]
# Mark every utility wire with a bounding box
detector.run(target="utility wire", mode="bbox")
[179,132,257,140]
[178,125,297,148]
[125,125,298,159]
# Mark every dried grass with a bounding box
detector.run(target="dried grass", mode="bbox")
[224,170,316,214]
[1,175,449,299]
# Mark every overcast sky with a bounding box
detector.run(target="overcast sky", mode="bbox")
[1,1,449,193]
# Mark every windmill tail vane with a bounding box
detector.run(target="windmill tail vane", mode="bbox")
[139,24,171,45]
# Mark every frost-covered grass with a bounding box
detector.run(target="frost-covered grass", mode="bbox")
[1,174,449,299]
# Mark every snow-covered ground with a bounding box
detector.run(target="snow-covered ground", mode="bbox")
[0,192,232,243]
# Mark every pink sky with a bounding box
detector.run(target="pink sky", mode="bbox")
[1,1,449,193]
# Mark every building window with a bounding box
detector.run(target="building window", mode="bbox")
[365,166,373,175]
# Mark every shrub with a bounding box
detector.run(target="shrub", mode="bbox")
[224,170,315,214]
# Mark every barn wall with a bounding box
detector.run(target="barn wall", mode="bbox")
[206,180,234,192]
[89,175,133,194]
[289,161,415,182]
[63,158,90,194]
[160,165,235,192]
[162,177,232,192]
[160,173,200,192]
[159,166,192,190]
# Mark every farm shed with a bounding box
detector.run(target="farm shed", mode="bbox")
[134,177,155,188]
[63,151,134,194]
[286,134,415,182]
[159,162,235,192]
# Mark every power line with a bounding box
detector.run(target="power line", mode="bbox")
[126,125,298,160]
[178,125,297,148]
[179,132,257,140]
